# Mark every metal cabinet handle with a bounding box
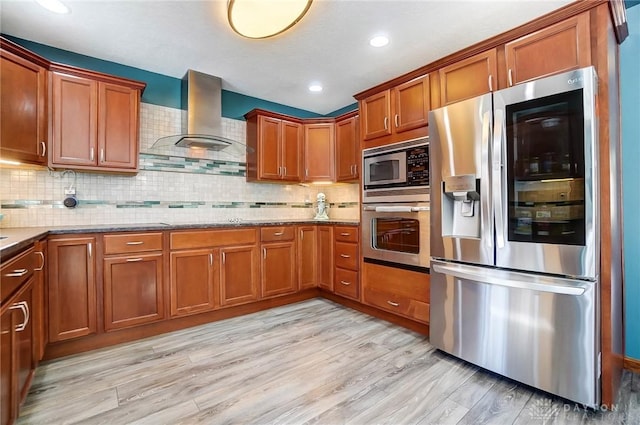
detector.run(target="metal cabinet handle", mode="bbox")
[90,147,95,161]
[305,169,309,177]
[353,164,357,176]
[340,232,350,236]
[263,248,267,259]
[340,280,351,286]
[488,74,493,92]
[383,116,388,130]
[40,141,46,157]
[273,232,284,236]
[10,301,29,332]
[394,114,399,128]
[100,148,105,163]
[278,166,282,176]
[34,251,45,271]
[4,269,28,277]
[210,253,214,266]
[340,254,350,258]
[88,243,92,258]
[221,252,225,265]
[126,258,143,262]
[283,166,286,176]
[126,241,144,245]
[300,230,303,240]
[387,300,400,307]
[508,69,513,87]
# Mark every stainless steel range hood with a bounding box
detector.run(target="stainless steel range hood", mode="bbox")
[153,70,241,152]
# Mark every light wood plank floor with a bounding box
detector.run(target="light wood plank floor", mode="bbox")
[18,299,640,424]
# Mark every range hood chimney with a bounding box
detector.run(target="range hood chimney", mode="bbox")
[153,70,239,151]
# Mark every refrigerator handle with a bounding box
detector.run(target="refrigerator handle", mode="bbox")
[431,261,589,296]
[492,108,505,248]
[481,110,492,248]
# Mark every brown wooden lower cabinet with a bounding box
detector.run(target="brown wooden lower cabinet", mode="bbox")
[297,226,317,289]
[103,252,164,330]
[170,249,216,317]
[334,267,359,300]
[362,262,430,324]
[261,242,297,298]
[317,226,334,291]
[0,304,16,425]
[220,245,259,307]
[47,236,97,342]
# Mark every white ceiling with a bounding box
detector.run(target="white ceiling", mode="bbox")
[1,0,574,115]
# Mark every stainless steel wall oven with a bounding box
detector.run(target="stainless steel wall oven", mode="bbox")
[362,138,430,271]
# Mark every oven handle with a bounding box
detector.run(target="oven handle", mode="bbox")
[363,206,430,213]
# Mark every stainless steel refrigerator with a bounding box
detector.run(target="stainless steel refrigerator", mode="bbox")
[429,66,600,407]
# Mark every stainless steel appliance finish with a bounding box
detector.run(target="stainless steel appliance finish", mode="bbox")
[430,259,600,407]
[429,67,600,407]
[362,138,429,203]
[362,202,430,269]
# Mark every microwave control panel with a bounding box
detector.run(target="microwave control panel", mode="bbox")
[407,146,429,186]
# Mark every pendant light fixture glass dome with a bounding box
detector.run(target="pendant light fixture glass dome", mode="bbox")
[228,0,313,39]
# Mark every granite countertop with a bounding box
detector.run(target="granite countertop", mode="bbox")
[0,219,360,261]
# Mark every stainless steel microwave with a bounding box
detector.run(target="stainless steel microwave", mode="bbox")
[362,138,429,203]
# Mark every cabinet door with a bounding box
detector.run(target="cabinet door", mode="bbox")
[304,123,335,181]
[261,242,297,298]
[361,91,391,140]
[98,82,139,170]
[335,116,359,182]
[48,237,97,342]
[505,13,591,86]
[257,115,282,180]
[317,226,334,291]
[170,249,215,316]
[14,278,34,403]
[32,242,47,363]
[51,72,98,166]
[0,49,47,165]
[334,267,359,301]
[103,253,164,330]
[1,306,16,425]
[281,120,302,181]
[439,49,497,106]
[298,226,317,289]
[393,75,430,133]
[220,245,259,306]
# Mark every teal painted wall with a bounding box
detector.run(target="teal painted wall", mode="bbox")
[4,35,329,120]
[622,4,640,360]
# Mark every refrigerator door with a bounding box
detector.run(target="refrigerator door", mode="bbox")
[493,67,598,279]
[429,93,494,266]
[430,259,600,407]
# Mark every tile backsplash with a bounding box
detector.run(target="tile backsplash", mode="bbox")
[0,103,359,228]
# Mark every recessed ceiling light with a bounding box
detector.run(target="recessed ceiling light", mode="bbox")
[369,35,389,47]
[308,84,323,93]
[36,0,70,14]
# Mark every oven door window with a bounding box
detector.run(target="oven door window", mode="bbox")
[372,217,420,254]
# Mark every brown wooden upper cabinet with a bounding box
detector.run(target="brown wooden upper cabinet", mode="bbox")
[0,38,48,166]
[360,75,430,144]
[246,109,303,182]
[438,49,498,106]
[50,64,145,173]
[335,111,359,182]
[504,13,591,86]
[304,122,335,182]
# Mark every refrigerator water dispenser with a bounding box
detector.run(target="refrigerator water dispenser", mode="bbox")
[442,174,481,238]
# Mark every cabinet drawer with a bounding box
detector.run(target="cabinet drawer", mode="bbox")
[171,228,257,250]
[334,242,358,270]
[1,247,35,304]
[334,226,358,243]
[103,232,163,254]
[363,287,429,324]
[334,268,359,300]
[260,226,295,242]
[363,262,429,303]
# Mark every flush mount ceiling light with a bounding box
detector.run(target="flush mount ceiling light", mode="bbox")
[36,0,70,14]
[228,0,313,39]
[369,35,389,47]
[308,83,323,92]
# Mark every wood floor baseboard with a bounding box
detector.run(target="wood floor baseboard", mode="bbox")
[624,356,640,373]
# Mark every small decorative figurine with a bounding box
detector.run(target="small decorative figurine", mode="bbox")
[314,192,329,220]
